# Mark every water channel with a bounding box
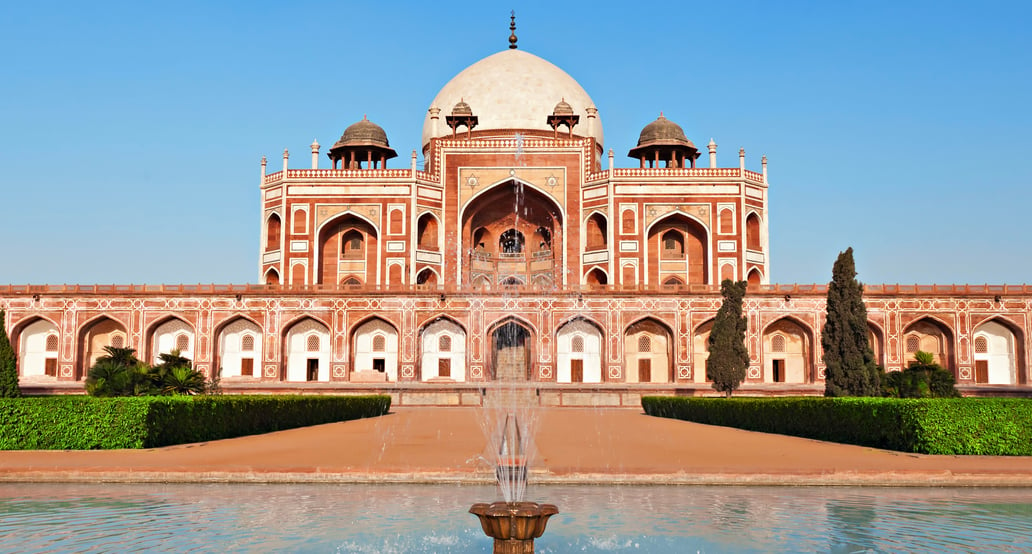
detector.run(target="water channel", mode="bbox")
[2,483,1031,552]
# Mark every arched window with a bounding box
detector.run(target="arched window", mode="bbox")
[292,209,307,235]
[417,214,439,250]
[586,214,607,250]
[499,229,524,254]
[661,230,684,259]
[439,335,451,352]
[241,334,255,352]
[638,334,652,353]
[906,334,920,353]
[265,269,280,286]
[746,213,761,251]
[771,335,786,353]
[306,335,320,352]
[175,334,190,352]
[621,209,635,234]
[571,335,584,353]
[45,334,59,352]
[341,230,364,258]
[266,214,281,251]
[373,334,386,352]
[974,335,988,354]
[719,208,733,235]
[111,334,125,349]
[389,209,404,235]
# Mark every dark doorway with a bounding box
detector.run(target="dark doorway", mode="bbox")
[772,359,785,383]
[373,358,386,372]
[491,322,530,380]
[306,359,319,381]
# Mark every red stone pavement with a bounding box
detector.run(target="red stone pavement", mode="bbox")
[1,407,1031,485]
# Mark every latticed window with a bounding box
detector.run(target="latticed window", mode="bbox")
[306,335,320,352]
[771,335,786,353]
[111,335,125,349]
[241,334,255,352]
[373,334,386,352]
[176,334,190,352]
[638,334,652,353]
[438,335,451,352]
[45,334,59,351]
[905,335,920,353]
[974,336,989,354]
[571,335,584,353]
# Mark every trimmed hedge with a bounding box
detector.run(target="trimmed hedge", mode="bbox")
[642,396,1032,455]
[0,395,391,450]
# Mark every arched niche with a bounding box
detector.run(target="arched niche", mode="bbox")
[15,318,59,379]
[763,318,814,383]
[352,318,399,381]
[692,319,714,384]
[556,318,603,384]
[902,317,955,373]
[77,316,128,380]
[282,317,330,382]
[488,318,535,381]
[317,213,378,286]
[647,213,708,286]
[867,322,884,368]
[747,269,762,287]
[416,267,439,287]
[746,212,761,251]
[420,318,466,381]
[624,318,673,383]
[585,268,608,287]
[417,212,440,250]
[585,212,607,251]
[264,268,281,286]
[461,181,563,287]
[147,317,195,365]
[972,319,1023,385]
[216,317,263,379]
[265,213,282,251]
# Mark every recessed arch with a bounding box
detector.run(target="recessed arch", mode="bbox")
[486,316,537,381]
[417,211,441,250]
[144,315,195,365]
[584,211,608,251]
[971,318,1024,385]
[624,317,674,383]
[265,212,282,251]
[902,316,955,374]
[416,267,440,287]
[556,317,604,383]
[14,317,60,379]
[762,316,815,383]
[692,318,716,384]
[264,267,281,286]
[646,211,710,286]
[351,317,399,381]
[315,210,380,286]
[419,317,467,381]
[214,315,264,380]
[76,315,129,380]
[867,321,885,368]
[746,211,762,251]
[585,267,608,287]
[282,316,331,382]
[746,268,763,287]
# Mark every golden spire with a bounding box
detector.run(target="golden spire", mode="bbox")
[509,11,517,49]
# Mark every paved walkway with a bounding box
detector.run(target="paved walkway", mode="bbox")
[2,407,1031,486]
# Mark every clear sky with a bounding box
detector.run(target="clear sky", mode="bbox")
[2,1,1029,286]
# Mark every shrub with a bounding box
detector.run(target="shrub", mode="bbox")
[0,395,391,450]
[642,396,1032,455]
[881,351,960,398]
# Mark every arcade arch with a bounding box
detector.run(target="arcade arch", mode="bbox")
[647,213,708,286]
[147,317,195,365]
[556,318,603,383]
[77,316,127,379]
[420,318,466,381]
[972,319,1021,385]
[489,318,534,381]
[16,318,59,379]
[283,317,330,382]
[692,319,714,384]
[352,318,399,381]
[317,213,378,286]
[216,317,263,379]
[762,318,813,383]
[624,318,673,383]
[902,318,954,371]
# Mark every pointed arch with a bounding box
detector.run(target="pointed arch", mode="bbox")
[584,211,608,251]
[747,268,763,287]
[265,212,282,251]
[624,317,674,383]
[556,317,604,383]
[902,316,955,374]
[585,267,608,287]
[13,316,60,379]
[971,317,1024,385]
[646,211,710,286]
[746,211,762,251]
[351,316,400,381]
[487,316,537,381]
[416,267,440,287]
[315,210,380,286]
[419,316,467,382]
[264,267,281,286]
[76,315,128,380]
[692,318,716,384]
[213,315,264,379]
[282,316,331,382]
[417,212,441,250]
[144,315,195,365]
[867,321,885,368]
[762,316,815,383]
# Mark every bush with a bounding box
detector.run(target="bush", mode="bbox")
[642,396,1032,455]
[881,351,960,398]
[0,395,391,450]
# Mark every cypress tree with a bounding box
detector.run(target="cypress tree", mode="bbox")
[0,309,21,398]
[822,247,880,396]
[706,279,749,397]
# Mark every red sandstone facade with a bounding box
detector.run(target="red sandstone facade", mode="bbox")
[3,43,1030,402]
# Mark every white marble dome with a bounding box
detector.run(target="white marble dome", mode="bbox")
[422,49,603,149]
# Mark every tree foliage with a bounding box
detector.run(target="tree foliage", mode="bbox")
[822,248,881,397]
[706,280,750,397]
[86,347,207,397]
[881,351,960,398]
[0,309,21,398]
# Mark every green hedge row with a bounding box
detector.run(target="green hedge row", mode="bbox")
[0,395,391,450]
[642,396,1032,455]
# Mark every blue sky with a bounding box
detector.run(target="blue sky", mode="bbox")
[2,1,1029,285]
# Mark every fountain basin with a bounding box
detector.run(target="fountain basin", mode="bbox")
[470,500,559,553]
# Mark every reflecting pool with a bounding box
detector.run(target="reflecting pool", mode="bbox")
[2,483,1031,552]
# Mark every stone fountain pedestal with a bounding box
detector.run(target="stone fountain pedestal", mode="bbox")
[469,501,559,554]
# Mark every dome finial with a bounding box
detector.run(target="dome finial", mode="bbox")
[509,10,518,49]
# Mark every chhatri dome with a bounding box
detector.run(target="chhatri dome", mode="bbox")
[422,20,602,150]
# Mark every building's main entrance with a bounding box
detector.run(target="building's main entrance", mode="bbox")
[491,321,530,381]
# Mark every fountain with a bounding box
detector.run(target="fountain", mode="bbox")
[470,413,558,553]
